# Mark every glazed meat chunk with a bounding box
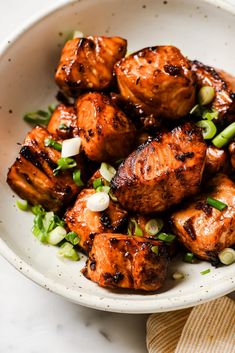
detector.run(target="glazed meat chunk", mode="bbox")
[7,126,81,212]
[55,36,127,95]
[47,104,79,139]
[76,92,136,162]
[115,45,196,120]
[111,122,207,213]
[204,145,228,176]
[83,233,168,291]
[171,174,235,262]
[65,189,128,252]
[191,61,235,124]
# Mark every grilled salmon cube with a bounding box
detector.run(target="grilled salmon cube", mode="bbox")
[65,189,128,252]
[171,174,235,262]
[115,45,196,121]
[204,145,229,176]
[191,61,235,124]
[47,104,79,139]
[7,126,81,213]
[111,122,207,214]
[76,92,136,163]
[83,233,168,291]
[55,36,127,95]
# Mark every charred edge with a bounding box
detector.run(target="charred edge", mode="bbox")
[103,271,124,284]
[164,65,182,76]
[191,60,227,87]
[38,151,58,170]
[175,151,194,162]
[20,146,42,169]
[206,250,220,267]
[195,201,212,216]
[183,218,197,240]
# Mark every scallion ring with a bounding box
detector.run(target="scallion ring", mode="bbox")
[218,248,235,265]
[145,218,163,236]
[196,120,217,140]
[99,162,116,182]
[93,178,103,189]
[127,219,143,237]
[57,242,80,261]
[151,246,159,255]
[184,252,194,263]
[156,232,175,243]
[198,86,215,106]
[16,199,28,211]
[65,231,80,246]
[47,225,66,245]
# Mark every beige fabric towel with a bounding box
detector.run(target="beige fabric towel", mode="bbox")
[147,296,235,353]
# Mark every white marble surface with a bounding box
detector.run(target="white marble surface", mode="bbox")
[0,1,234,352]
[0,1,148,352]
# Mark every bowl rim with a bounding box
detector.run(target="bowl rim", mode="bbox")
[0,0,235,313]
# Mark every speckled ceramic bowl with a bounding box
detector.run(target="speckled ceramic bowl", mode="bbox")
[0,0,235,313]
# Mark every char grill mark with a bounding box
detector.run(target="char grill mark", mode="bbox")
[83,233,169,291]
[111,122,207,214]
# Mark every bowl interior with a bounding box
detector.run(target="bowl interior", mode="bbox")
[0,0,234,313]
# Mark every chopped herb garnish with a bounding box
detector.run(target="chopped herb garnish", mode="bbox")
[200,269,211,275]
[65,231,80,245]
[156,232,175,243]
[151,245,159,255]
[93,178,103,189]
[207,197,227,211]
[16,199,28,211]
[57,242,80,261]
[127,219,143,237]
[44,138,62,151]
[73,169,84,186]
[212,122,235,148]
[145,218,163,236]
[96,185,110,194]
[31,204,46,216]
[53,157,77,175]
[184,252,194,263]
[24,104,56,126]
[196,120,217,140]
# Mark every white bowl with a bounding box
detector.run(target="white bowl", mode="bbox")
[0,0,235,313]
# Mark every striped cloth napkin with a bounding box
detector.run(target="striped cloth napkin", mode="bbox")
[146,296,235,353]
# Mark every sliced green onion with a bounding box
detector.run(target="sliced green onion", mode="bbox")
[48,103,57,114]
[93,178,103,189]
[198,86,215,106]
[44,138,62,151]
[202,109,219,121]
[96,185,111,194]
[151,245,159,255]
[57,242,80,261]
[43,211,55,232]
[53,157,77,175]
[190,104,202,116]
[24,110,51,125]
[73,169,84,187]
[47,225,66,245]
[200,268,211,275]
[184,252,194,263]
[16,199,28,211]
[212,122,235,148]
[127,219,143,237]
[218,248,235,265]
[207,197,227,211]
[196,120,217,139]
[31,204,45,216]
[156,232,175,243]
[65,231,80,246]
[58,123,69,130]
[99,163,116,182]
[145,218,163,236]
[32,214,47,243]
[172,271,184,280]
